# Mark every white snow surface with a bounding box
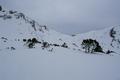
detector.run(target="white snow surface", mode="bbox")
[0,49,120,80]
[0,9,120,80]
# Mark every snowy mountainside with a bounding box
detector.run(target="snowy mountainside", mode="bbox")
[0,9,46,50]
[73,26,120,53]
[0,7,120,55]
[0,6,120,80]
[0,8,75,52]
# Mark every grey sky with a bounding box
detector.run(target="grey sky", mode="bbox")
[0,0,120,34]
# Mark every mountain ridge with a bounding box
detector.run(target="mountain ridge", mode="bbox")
[0,6,120,55]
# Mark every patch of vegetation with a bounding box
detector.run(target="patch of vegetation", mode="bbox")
[23,38,40,48]
[1,37,8,40]
[53,44,60,47]
[81,39,103,53]
[42,42,50,49]
[0,14,12,20]
[23,38,69,50]
[9,10,17,14]
[6,47,16,50]
[15,13,25,20]
[1,37,8,42]
[71,34,76,37]
[0,5,2,11]
[11,47,16,50]
[22,39,26,42]
[106,50,114,54]
[110,28,116,38]
[61,42,68,48]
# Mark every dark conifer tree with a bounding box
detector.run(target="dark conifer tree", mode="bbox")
[81,39,103,53]
[0,6,2,11]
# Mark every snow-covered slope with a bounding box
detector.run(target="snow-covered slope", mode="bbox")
[73,26,120,54]
[0,6,120,80]
[0,8,47,49]
[0,8,74,52]
[0,7,120,54]
[1,6,120,55]
[0,48,120,80]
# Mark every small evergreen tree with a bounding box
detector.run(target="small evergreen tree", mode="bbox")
[32,38,38,43]
[28,43,35,48]
[93,40,103,53]
[0,6,2,11]
[23,39,27,42]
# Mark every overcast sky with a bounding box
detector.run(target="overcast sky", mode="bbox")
[0,0,120,34]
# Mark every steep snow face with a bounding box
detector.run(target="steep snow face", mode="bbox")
[73,26,120,53]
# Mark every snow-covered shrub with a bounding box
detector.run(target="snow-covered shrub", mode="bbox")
[106,50,114,54]
[23,38,39,48]
[11,47,16,50]
[53,44,60,47]
[32,38,38,43]
[81,39,103,53]
[61,42,68,48]
[42,42,50,48]
[0,14,12,20]
[14,13,25,19]
[9,10,17,14]
[28,43,35,48]
[23,39,27,42]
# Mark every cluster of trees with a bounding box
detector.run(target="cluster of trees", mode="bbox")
[81,39,103,53]
[23,38,68,49]
[23,38,40,48]
[22,37,109,54]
